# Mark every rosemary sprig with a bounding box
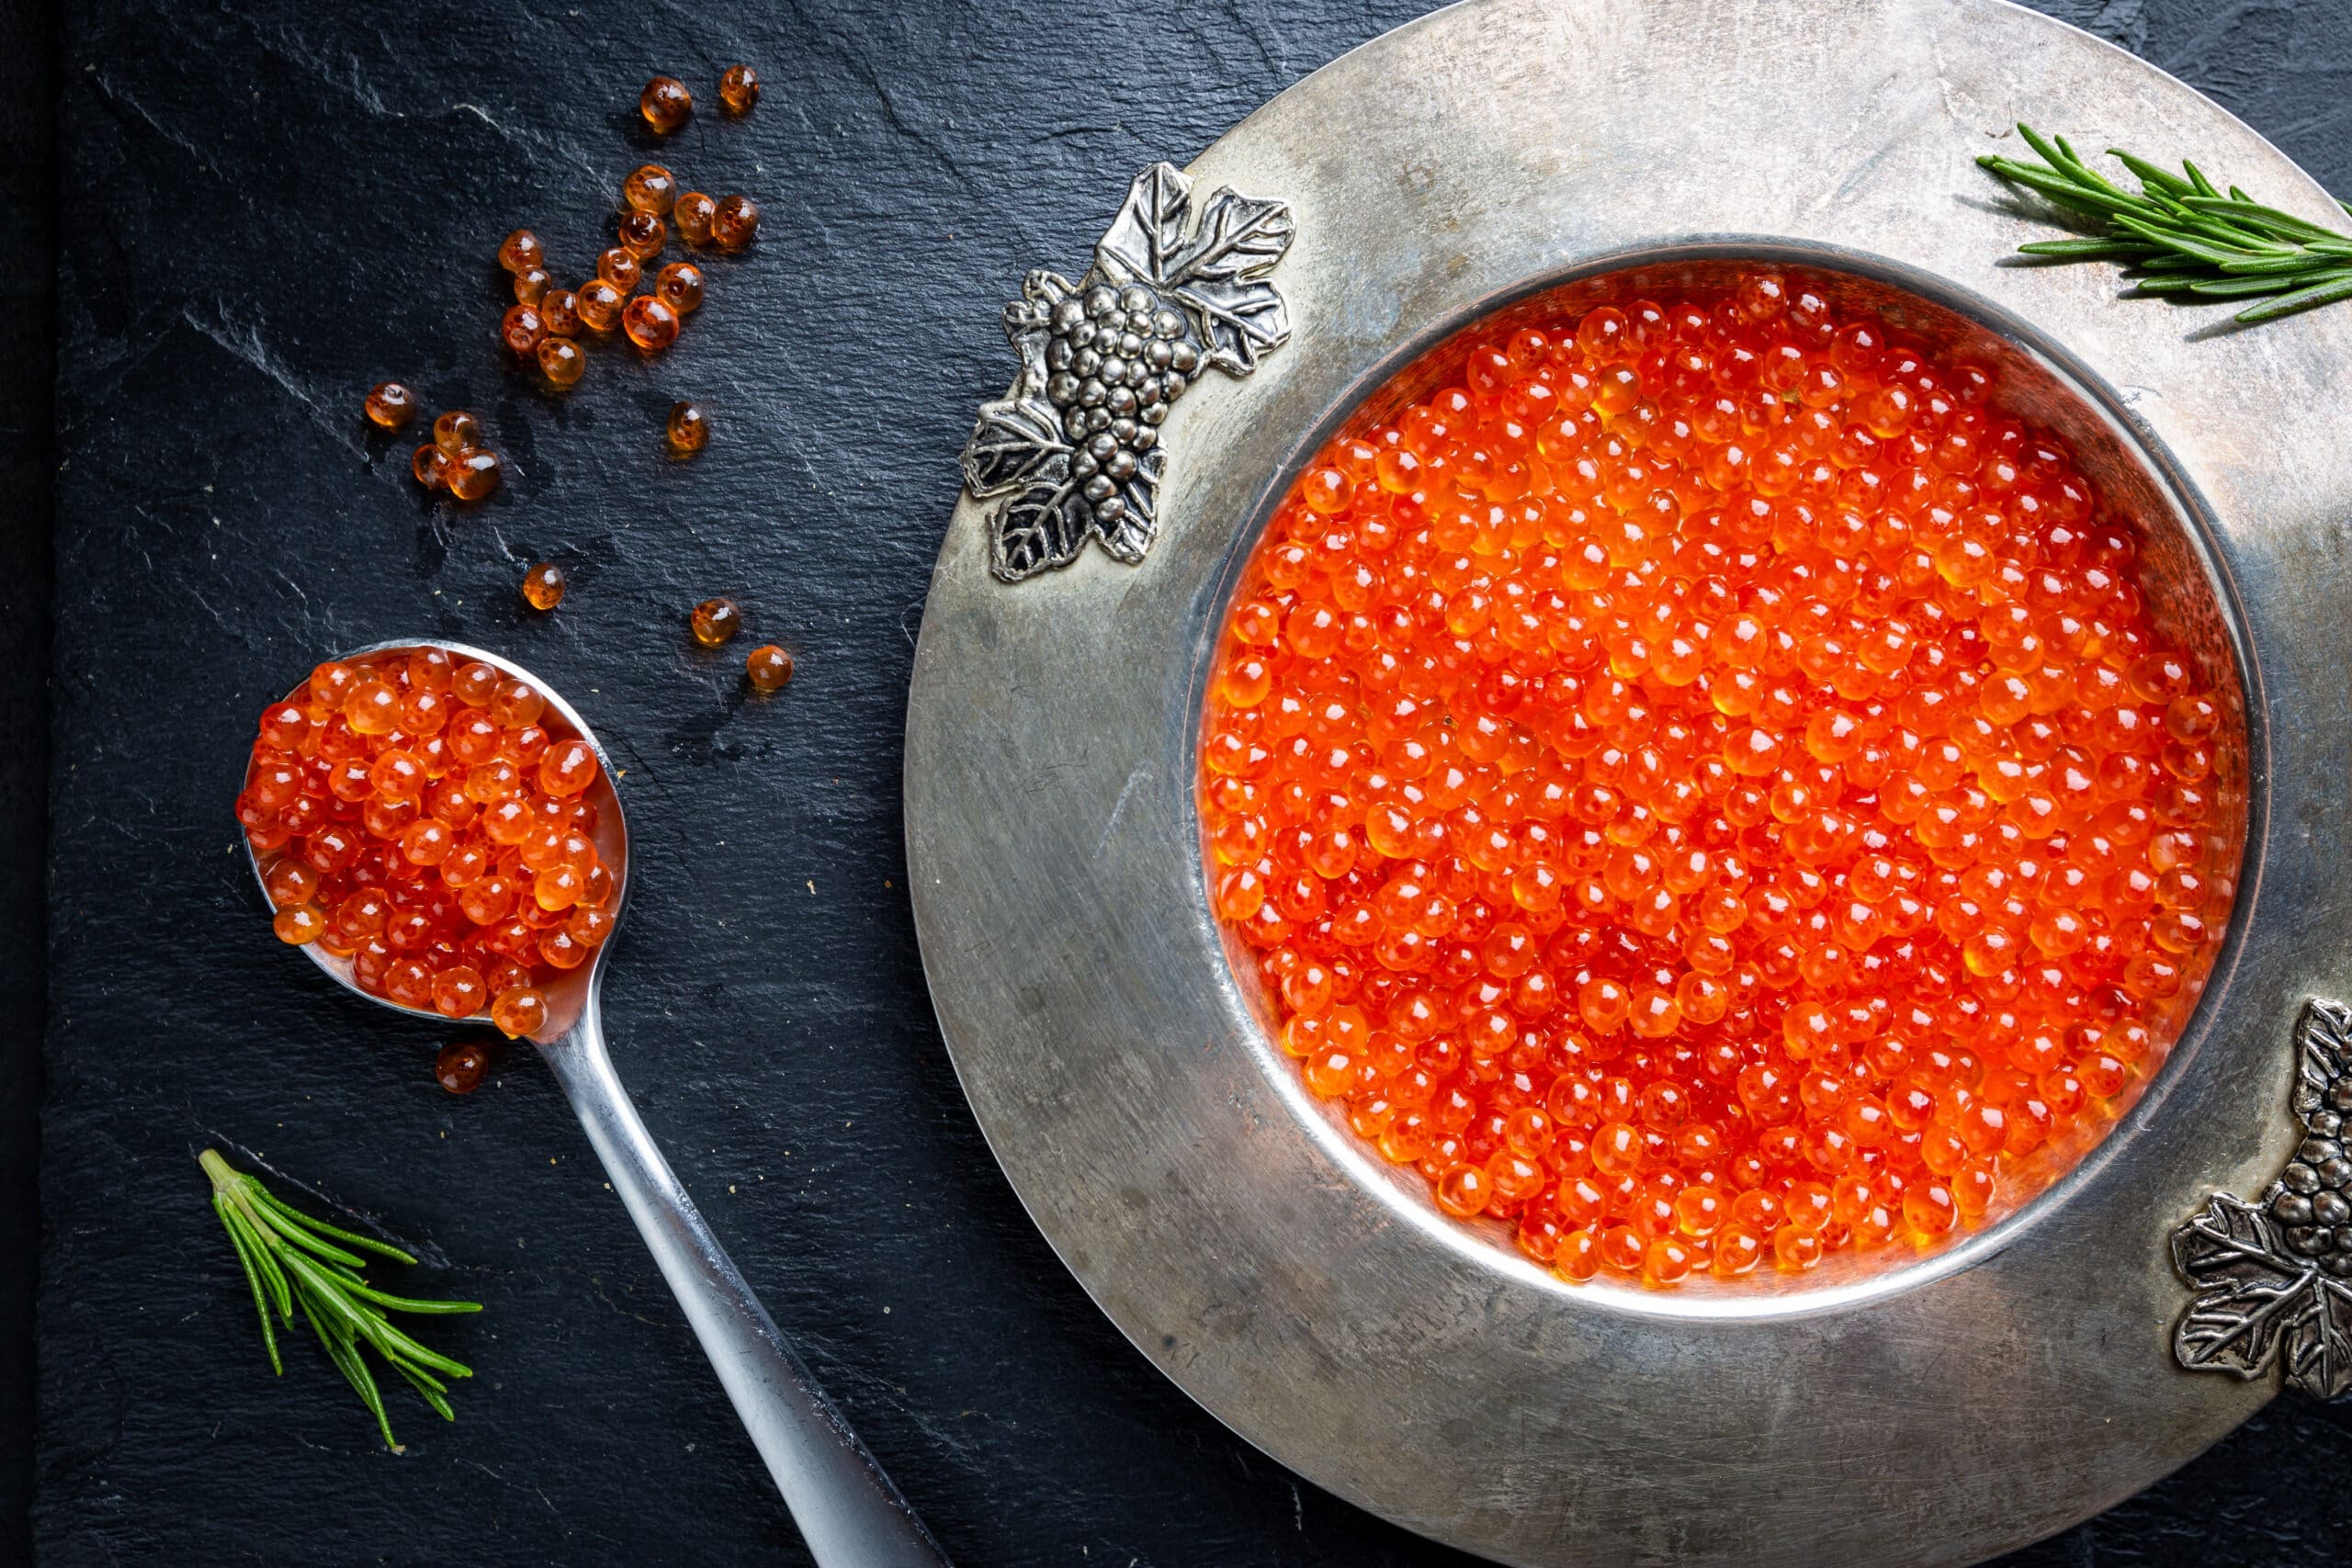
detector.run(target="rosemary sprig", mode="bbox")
[200,1148,480,1450]
[1978,122,2352,323]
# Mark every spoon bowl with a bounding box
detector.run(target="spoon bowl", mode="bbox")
[245,638,947,1568]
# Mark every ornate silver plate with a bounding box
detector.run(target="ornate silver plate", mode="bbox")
[906,1,2352,1562]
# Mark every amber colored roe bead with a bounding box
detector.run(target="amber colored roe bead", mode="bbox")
[435,1039,490,1093]
[673,191,717,245]
[623,164,677,215]
[512,265,551,306]
[622,296,679,352]
[710,195,759,252]
[746,644,794,694]
[596,246,641,293]
[447,448,501,502]
[540,288,582,337]
[537,337,584,388]
[718,64,760,114]
[654,261,704,315]
[490,985,548,1039]
[364,381,415,430]
[690,597,741,647]
[501,304,547,355]
[434,410,481,453]
[574,279,625,333]
[412,444,451,489]
[617,209,667,260]
[666,400,707,454]
[521,561,567,611]
[639,75,692,132]
[497,229,542,275]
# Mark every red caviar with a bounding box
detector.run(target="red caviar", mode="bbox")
[238,649,618,1038]
[1201,275,2241,1287]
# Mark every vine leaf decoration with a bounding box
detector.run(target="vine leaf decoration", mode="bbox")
[959,163,1295,582]
[2173,999,2352,1399]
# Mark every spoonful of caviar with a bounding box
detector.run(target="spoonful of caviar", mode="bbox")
[237,640,949,1568]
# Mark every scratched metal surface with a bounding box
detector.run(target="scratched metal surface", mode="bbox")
[29,1,2352,1564]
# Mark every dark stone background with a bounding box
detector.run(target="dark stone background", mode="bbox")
[7,0,2352,1563]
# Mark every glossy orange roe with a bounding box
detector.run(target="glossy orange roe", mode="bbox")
[1201,275,2241,1288]
[237,649,619,1038]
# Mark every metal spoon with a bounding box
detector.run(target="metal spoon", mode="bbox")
[248,638,949,1567]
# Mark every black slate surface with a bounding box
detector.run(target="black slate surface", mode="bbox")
[26,1,2352,1564]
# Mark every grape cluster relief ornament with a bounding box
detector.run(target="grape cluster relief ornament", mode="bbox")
[2173,999,2352,1399]
[961,163,1295,582]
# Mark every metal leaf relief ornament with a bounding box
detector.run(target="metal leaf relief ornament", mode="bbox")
[959,163,1295,582]
[2173,999,2352,1399]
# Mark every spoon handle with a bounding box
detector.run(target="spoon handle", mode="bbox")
[541,1005,952,1567]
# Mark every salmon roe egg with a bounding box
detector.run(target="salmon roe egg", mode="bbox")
[240,648,619,1023]
[1201,274,2242,1287]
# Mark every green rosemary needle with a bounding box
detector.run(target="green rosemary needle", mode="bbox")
[1978,122,2352,323]
[200,1148,480,1450]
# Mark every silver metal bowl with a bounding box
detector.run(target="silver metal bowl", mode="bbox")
[905,2,2352,1562]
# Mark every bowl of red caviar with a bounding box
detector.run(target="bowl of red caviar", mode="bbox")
[907,1,2352,1562]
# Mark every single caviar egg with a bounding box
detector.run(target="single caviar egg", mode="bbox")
[666,400,707,453]
[497,229,542,275]
[512,265,551,306]
[435,1039,490,1094]
[639,75,691,131]
[537,337,585,388]
[746,644,794,694]
[690,597,741,647]
[654,262,704,315]
[491,985,548,1039]
[521,561,567,611]
[501,304,547,355]
[617,210,667,261]
[433,410,480,454]
[673,191,717,245]
[1200,273,2242,1287]
[447,448,501,502]
[718,64,760,114]
[623,164,677,215]
[710,195,759,251]
[623,296,678,352]
[596,246,641,293]
[364,381,415,430]
[575,279,625,333]
[541,288,582,337]
[412,444,451,489]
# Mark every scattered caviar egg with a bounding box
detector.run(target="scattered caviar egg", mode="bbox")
[512,265,551,306]
[617,209,667,260]
[746,644,794,694]
[666,400,707,454]
[412,444,450,490]
[623,163,677,215]
[1203,273,2242,1287]
[690,597,741,647]
[243,647,621,1022]
[654,261,704,315]
[718,64,760,114]
[575,279,625,333]
[673,191,716,245]
[364,381,415,430]
[447,448,502,502]
[537,337,584,388]
[497,229,542,275]
[710,194,759,251]
[639,75,692,131]
[596,246,641,292]
[540,288,582,337]
[521,561,567,611]
[435,1039,490,1094]
[623,296,679,352]
[433,410,480,454]
[501,304,547,355]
